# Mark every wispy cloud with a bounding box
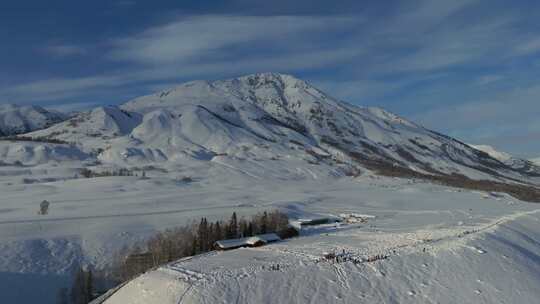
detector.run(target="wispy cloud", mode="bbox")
[108,15,357,65]
[2,1,540,155]
[43,44,87,57]
[411,83,540,157]
[514,37,540,56]
[476,75,504,86]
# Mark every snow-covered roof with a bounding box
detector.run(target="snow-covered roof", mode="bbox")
[214,233,281,249]
[257,233,281,243]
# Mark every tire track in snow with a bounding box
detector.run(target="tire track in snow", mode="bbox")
[210,159,262,180]
[0,204,247,225]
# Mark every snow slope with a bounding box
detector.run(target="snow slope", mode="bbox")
[470,144,540,176]
[29,106,142,151]
[0,141,90,165]
[469,144,512,162]
[0,104,66,136]
[102,192,540,304]
[1,168,538,304]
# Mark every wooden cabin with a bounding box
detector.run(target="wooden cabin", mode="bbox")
[214,233,281,251]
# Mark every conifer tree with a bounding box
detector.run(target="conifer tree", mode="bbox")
[229,212,238,238]
[86,269,94,301]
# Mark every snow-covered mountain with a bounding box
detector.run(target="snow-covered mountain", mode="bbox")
[468,144,512,162]
[531,157,540,165]
[0,104,67,136]
[3,73,540,304]
[469,144,540,176]
[28,73,540,186]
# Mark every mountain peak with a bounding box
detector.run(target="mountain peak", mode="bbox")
[25,73,540,192]
[0,103,67,136]
[233,72,312,91]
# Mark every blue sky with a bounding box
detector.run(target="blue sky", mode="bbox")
[1,0,540,157]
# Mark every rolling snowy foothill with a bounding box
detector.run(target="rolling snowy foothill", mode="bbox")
[0,104,67,136]
[0,74,539,304]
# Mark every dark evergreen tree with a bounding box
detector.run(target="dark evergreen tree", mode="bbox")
[260,211,268,234]
[215,221,223,240]
[239,218,248,237]
[70,267,91,304]
[86,269,94,301]
[228,212,238,238]
[247,222,254,237]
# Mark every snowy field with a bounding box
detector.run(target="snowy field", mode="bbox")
[1,161,539,303]
[105,209,540,304]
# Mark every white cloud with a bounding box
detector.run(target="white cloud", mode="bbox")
[0,74,133,103]
[2,1,540,156]
[514,37,540,55]
[108,15,356,65]
[44,44,87,57]
[476,75,504,85]
[412,84,540,139]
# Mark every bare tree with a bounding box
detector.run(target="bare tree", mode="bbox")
[38,200,50,215]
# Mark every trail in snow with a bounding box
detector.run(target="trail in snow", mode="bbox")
[0,204,247,225]
[161,208,540,289]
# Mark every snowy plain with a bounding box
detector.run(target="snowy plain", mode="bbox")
[1,160,539,303]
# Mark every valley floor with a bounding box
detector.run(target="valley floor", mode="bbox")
[0,163,539,303]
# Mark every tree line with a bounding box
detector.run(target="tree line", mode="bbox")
[0,135,71,145]
[112,210,296,282]
[79,168,138,178]
[57,267,94,304]
[62,210,296,303]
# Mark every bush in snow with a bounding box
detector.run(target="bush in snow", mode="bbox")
[38,200,50,215]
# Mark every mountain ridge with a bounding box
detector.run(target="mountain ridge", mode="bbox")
[0,103,67,136]
[17,72,540,200]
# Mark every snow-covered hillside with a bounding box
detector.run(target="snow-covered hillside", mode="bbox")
[0,141,90,165]
[0,104,67,136]
[28,73,540,185]
[102,207,540,304]
[470,144,540,176]
[469,144,512,162]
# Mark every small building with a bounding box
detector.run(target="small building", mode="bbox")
[214,233,281,251]
[124,252,155,270]
[290,217,341,229]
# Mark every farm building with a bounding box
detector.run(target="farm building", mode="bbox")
[214,233,281,251]
[289,217,342,230]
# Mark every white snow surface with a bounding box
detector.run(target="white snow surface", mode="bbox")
[469,144,512,162]
[0,164,539,303]
[0,104,66,136]
[105,208,540,304]
[0,141,90,165]
[469,144,540,176]
[1,73,540,303]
